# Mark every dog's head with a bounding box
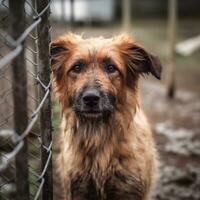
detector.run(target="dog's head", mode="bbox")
[51,33,162,121]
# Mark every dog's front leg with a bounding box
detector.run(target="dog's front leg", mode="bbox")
[104,171,145,200]
[68,174,99,200]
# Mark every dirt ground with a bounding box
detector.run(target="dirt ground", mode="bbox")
[52,19,200,199]
[140,80,200,200]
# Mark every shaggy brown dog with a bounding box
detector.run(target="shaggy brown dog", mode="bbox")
[51,33,162,200]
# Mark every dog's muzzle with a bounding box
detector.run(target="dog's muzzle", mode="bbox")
[73,88,115,120]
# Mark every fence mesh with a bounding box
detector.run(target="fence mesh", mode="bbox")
[0,0,53,199]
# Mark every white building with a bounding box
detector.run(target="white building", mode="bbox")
[51,0,115,22]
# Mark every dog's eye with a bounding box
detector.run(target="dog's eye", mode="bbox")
[71,65,82,73]
[105,64,117,73]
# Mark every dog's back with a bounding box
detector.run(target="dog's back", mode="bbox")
[51,33,161,200]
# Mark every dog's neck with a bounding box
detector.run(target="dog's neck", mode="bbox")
[62,107,135,154]
[59,103,140,172]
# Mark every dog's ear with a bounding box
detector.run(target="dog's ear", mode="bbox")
[50,39,69,73]
[124,45,162,79]
[51,41,67,64]
[115,34,162,79]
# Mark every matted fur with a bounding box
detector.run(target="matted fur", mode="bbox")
[52,33,161,200]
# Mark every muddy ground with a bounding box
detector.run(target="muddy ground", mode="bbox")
[141,80,200,200]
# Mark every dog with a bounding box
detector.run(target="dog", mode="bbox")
[51,33,162,200]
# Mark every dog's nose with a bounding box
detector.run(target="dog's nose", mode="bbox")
[82,89,100,107]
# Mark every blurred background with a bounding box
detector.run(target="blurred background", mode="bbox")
[0,0,199,199]
[51,0,200,199]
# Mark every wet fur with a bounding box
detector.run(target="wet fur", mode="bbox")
[52,33,161,200]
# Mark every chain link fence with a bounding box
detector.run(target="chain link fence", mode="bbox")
[0,0,53,199]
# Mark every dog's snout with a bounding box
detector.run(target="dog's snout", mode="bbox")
[74,87,114,118]
[82,89,100,107]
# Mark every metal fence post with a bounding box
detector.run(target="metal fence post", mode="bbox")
[37,0,53,199]
[9,0,30,199]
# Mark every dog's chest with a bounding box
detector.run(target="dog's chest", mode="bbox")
[69,169,144,200]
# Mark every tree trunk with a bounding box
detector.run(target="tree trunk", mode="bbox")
[122,0,131,31]
[167,0,177,98]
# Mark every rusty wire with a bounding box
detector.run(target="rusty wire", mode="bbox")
[0,0,53,199]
